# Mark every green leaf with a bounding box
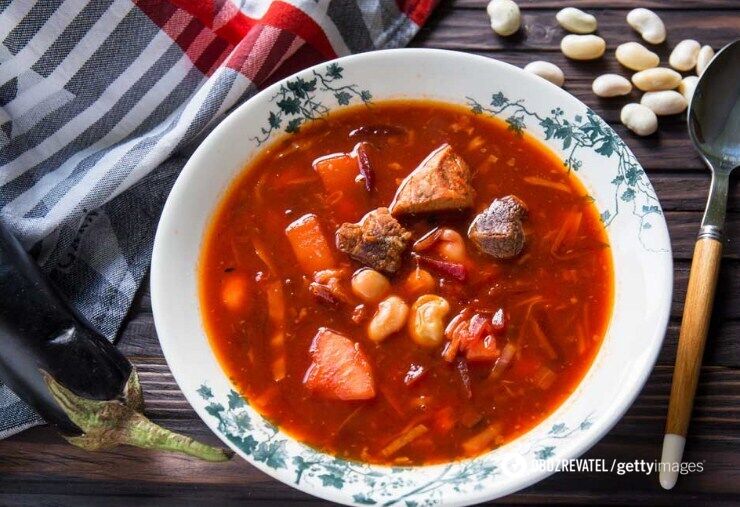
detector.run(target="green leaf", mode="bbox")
[325,63,343,79]
[470,102,483,114]
[643,222,652,229]
[277,96,301,115]
[535,446,555,460]
[253,440,288,469]
[196,385,213,399]
[595,139,615,157]
[227,390,245,410]
[233,411,252,431]
[360,90,372,102]
[550,423,567,435]
[353,493,377,504]
[285,118,302,133]
[318,473,344,489]
[205,402,224,418]
[624,166,639,185]
[600,210,611,222]
[229,434,258,455]
[268,111,281,129]
[574,114,583,123]
[621,188,636,202]
[266,441,287,469]
[490,92,507,107]
[506,115,525,135]
[611,175,624,185]
[335,91,352,105]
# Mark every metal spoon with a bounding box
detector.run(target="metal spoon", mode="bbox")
[660,39,740,490]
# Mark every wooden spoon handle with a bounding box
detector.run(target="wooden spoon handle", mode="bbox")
[661,237,723,489]
[667,237,722,436]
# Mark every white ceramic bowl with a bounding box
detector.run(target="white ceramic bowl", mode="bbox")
[151,49,672,506]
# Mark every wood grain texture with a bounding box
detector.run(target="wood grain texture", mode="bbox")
[1,1,738,505]
[666,239,724,436]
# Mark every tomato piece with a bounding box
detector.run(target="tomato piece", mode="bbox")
[303,328,376,401]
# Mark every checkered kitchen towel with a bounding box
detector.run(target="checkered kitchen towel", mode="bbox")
[0,0,436,438]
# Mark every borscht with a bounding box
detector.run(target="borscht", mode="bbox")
[199,100,613,466]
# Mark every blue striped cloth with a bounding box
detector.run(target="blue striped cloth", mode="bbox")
[0,0,433,439]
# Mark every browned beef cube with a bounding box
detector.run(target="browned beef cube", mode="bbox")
[389,144,475,216]
[335,208,411,274]
[468,195,528,259]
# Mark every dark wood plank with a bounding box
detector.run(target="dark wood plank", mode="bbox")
[414,8,740,52]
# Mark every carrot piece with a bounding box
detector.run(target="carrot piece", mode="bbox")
[265,281,286,381]
[313,152,366,220]
[285,214,335,275]
[380,424,429,457]
[221,274,250,312]
[462,423,503,456]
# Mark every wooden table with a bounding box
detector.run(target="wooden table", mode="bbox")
[1,1,738,505]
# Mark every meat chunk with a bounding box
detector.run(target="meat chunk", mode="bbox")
[390,144,475,216]
[335,208,411,274]
[303,328,376,401]
[468,195,528,259]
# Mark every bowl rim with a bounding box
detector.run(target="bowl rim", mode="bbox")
[151,47,673,506]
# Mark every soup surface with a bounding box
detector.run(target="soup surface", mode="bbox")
[199,100,613,465]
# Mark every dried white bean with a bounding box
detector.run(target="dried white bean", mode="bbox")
[592,74,632,97]
[487,0,521,37]
[524,61,565,87]
[408,295,450,347]
[351,268,390,303]
[615,42,659,71]
[631,68,682,91]
[556,7,597,34]
[368,296,409,343]
[620,103,658,136]
[641,90,688,116]
[627,8,666,44]
[678,76,699,102]
[696,45,714,76]
[560,34,606,60]
[669,39,701,72]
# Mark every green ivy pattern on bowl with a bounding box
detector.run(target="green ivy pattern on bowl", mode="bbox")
[251,63,372,145]
[197,384,593,506]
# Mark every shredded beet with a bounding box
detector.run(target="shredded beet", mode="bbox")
[348,124,406,139]
[413,254,468,282]
[354,142,375,192]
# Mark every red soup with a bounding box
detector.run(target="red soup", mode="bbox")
[199,100,613,466]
